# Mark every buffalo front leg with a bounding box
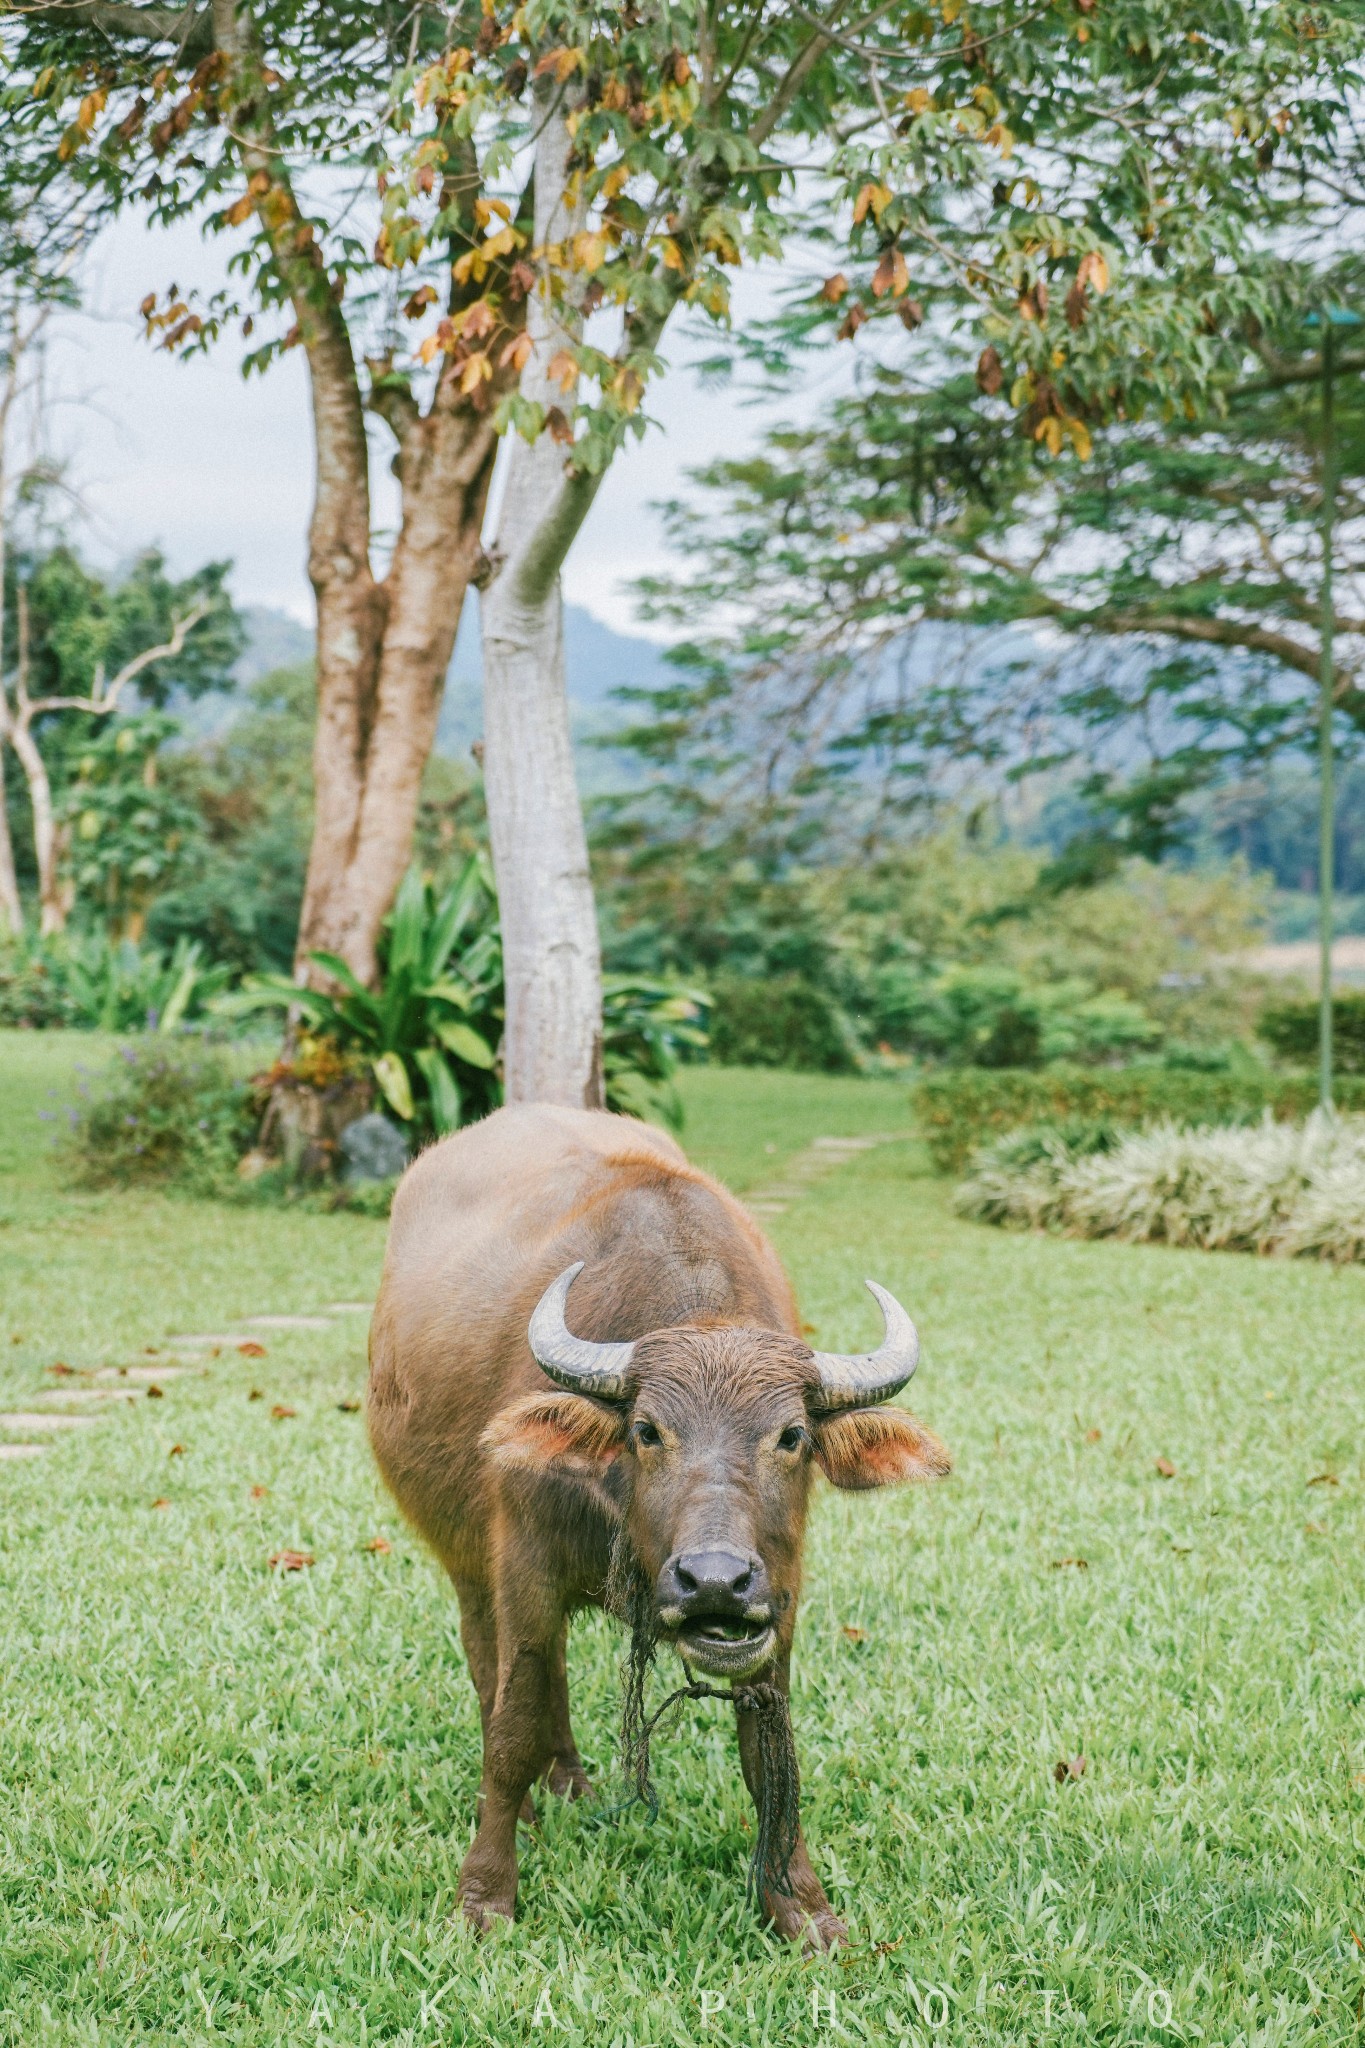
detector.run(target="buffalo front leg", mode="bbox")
[454,1577,536,1826]
[544,1622,592,1800]
[735,1656,846,1951]
[458,1548,564,1933]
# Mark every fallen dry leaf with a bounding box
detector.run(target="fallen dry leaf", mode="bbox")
[1049,1557,1089,1571]
[269,1549,314,1572]
[271,1404,296,1420]
[1154,1457,1177,1478]
[1054,1755,1087,1784]
[1084,1427,1101,1444]
[1307,1473,1340,1487]
[168,1443,185,1457]
[248,1388,264,1402]
[146,1384,164,1399]
[873,1936,903,1956]
[143,1346,159,1356]
[238,1341,267,1358]
[47,1362,76,1377]
[365,1534,392,1555]
[337,1399,361,1413]
[249,1483,269,1501]
[151,1496,170,1510]
[841,1624,867,1643]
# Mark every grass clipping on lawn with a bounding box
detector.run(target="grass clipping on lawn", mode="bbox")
[956,1110,1365,1261]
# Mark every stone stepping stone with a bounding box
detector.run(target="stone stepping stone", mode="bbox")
[241,1314,333,1331]
[34,1388,137,1405]
[0,1412,100,1434]
[325,1302,373,1315]
[95,1365,192,1385]
[164,1334,241,1348]
[0,1443,44,1462]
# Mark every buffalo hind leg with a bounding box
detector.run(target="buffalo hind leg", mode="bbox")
[735,1655,846,1951]
[544,1622,592,1800]
[454,1577,535,1827]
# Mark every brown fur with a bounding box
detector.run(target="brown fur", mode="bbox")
[366,1103,948,1948]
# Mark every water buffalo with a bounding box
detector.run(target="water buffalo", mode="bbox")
[367,1104,949,1947]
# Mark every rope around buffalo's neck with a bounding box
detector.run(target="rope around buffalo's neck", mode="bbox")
[606,1533,800,1902]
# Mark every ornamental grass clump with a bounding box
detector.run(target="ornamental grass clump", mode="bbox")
[956,1112,1365,1263]
[67,1043,255,1192]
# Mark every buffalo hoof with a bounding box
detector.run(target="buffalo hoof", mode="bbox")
[546,1755,593,1800]
[459,1887,517,1934]
[767,1897,847,1951]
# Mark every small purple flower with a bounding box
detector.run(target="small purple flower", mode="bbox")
[37,1111,55,1122]
[68,1110,80,1126]
[124,1115,138,1127]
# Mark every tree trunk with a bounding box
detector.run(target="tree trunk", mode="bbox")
[293,398,500,987]
[481,93,607,1109]
[8,714,63,935]
[0,751,22,937]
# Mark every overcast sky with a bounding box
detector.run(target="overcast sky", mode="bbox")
[39,210,835,640]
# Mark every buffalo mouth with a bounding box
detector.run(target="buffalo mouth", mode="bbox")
[671,1614,777,1679]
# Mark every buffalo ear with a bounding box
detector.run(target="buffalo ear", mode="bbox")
[812,1406,951,1491]
[481,1392,627,1475]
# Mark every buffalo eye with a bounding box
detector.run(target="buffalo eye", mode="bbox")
[777,1424,808,1453]
[632,1419,663,1449]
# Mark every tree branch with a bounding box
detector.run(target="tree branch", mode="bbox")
[25,598,211,717]
[16,1,213,58]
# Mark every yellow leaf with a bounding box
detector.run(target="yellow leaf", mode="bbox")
[473,197,511,228]
[904,88,933,114]
[459,351,492,394]
[852,182,892,225]
[547,349,579,392]
[222,193,255,228]
[481,225,519,262]
[416,334,444,365]
[1077,250,1109,294]
[1066,417,1093,461]
[499,332,532,371]
[1036,416,1064,456]
[660,237,686,272]
[602,163,630,200]
[373,1053,414,1121]
[612,366,644,413]
[572,231,607,272]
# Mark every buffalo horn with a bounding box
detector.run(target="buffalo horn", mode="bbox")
[528,1261,636,1400]
[808,1280,920,1413]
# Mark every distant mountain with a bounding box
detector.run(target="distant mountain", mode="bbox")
[236,605,314,683]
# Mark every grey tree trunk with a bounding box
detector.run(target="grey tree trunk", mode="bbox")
[481,92,606,1109]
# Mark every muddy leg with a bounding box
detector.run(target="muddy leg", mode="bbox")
[544,1621,592,1799]
[734,1652,846,1951]
[454,1577,535,1827]
[456,1639,557,1930]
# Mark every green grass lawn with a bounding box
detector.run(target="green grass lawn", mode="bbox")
[0,1032,1361,2046]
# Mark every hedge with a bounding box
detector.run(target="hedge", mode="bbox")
[1259,992,1365,1073]
[915,1063,1365,1173]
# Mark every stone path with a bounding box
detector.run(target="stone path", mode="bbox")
[1,1301,374,1467]
[743,1132,897,1218]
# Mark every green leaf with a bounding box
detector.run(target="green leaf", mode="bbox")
[306,951,371,1003]
[386,865,428,982]
[413,1046,461,1132]
[433,1019,497,1070]
[372,1051,414,1121]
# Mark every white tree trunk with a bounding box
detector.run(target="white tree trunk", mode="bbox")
[481,91,605,1109]
[9,716,63,935]
[0,750,21,936]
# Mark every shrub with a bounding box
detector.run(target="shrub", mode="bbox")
[877,965,1160,1068]
[1258,992,1365,1074]
[707,973,860,1072]
[916,1063,1365,1173]
[67,1043,255,1191]
[0,931,232,1032]
[956,1111,1365,1263]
